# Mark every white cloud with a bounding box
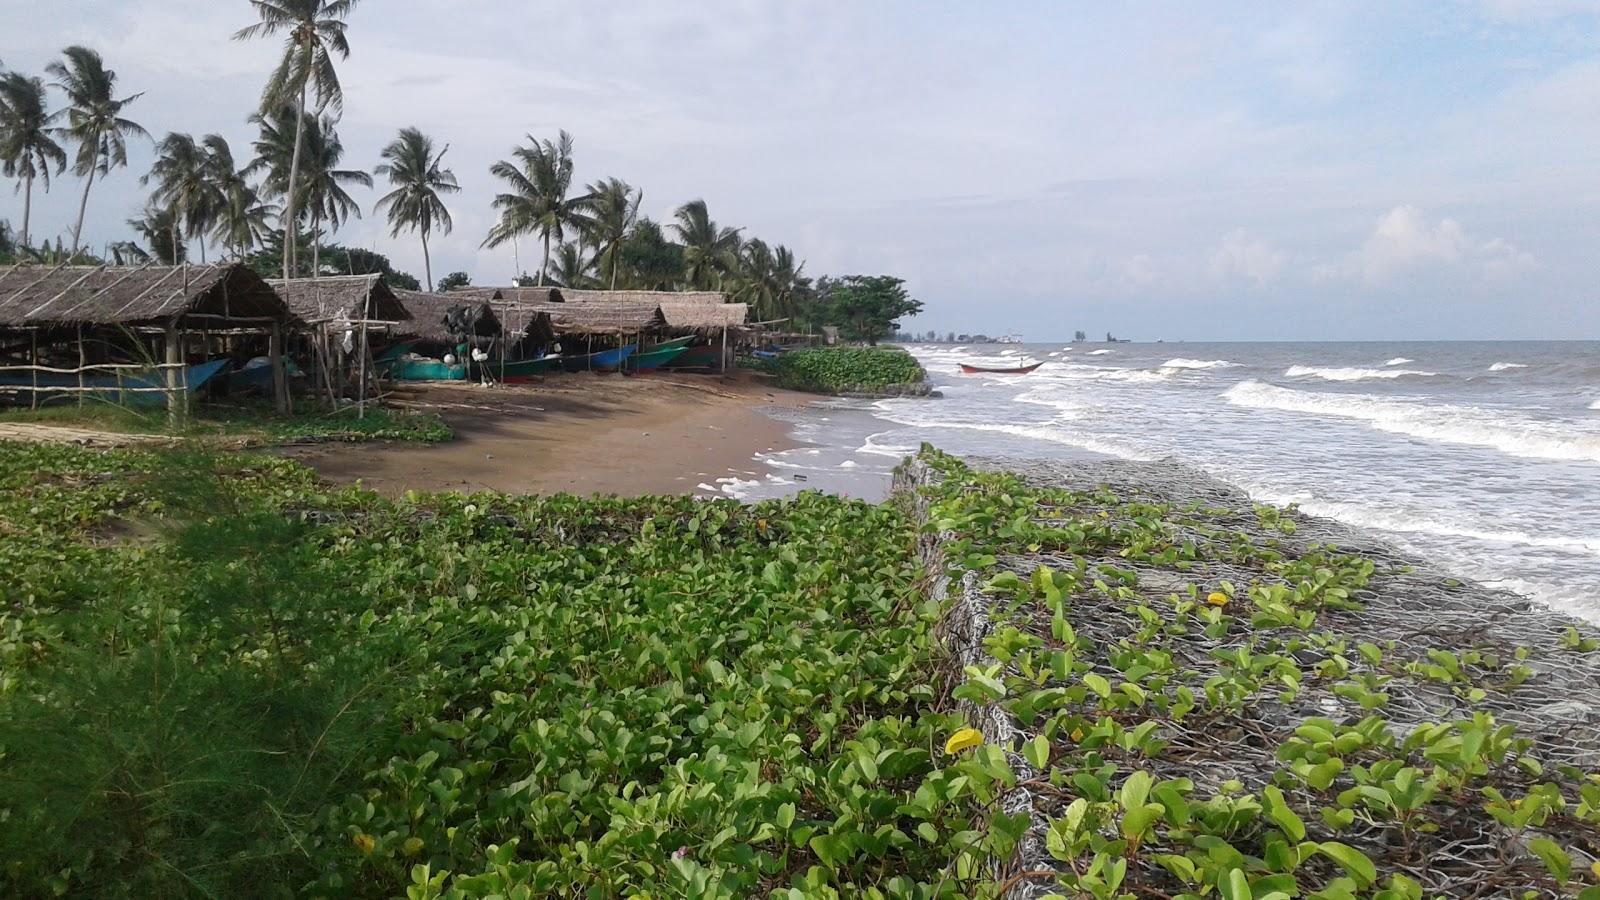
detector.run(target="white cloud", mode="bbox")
[1209,230,1288,286]
[1321,205,1536,284]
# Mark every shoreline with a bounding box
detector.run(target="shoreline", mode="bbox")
[281,373,815,497]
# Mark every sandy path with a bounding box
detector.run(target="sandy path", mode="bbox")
[283,373,811,497]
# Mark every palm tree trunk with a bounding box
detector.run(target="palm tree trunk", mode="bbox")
[610,242,620,290]
[421,228,432,291]
[70,162,97,258]
[539,232,550,287]
[283,56,310,281]
[21,171,32,250]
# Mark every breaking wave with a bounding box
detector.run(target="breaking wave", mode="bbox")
[1223,380,1600,464]
[1384,357,1413,366]
[1489,362,1529,371]
[1159,358,1240,370]
[1285,365,1438,381]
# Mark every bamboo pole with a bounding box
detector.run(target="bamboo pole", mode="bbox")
[29,331,38,410]
[76,326,85,408]
[357,319,369,420]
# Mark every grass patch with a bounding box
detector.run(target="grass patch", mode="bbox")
[755,346,927,394]
[0,400,452,444]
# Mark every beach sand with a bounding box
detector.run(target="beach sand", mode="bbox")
[283,372,811,497]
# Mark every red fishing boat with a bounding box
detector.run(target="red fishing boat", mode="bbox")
[959,361,1043,375]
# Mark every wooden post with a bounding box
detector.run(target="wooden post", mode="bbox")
[720,326,728,378]
[29,330,38,411]
[357,319,369,420]
[269,320,289,414]
[164,317,182,427]
[76,326,85,408]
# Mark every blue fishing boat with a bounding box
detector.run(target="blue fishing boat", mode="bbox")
[563,344,636,373]
[0,358,232,406]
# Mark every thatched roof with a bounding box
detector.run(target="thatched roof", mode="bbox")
[394,290,502,343]
[659,301,749,331]
[0,263,290,328]
[274,274,410,323]
[453,286,559,305]
[520,300,665,335]
[490,302,556,345]
[557,289,726,306]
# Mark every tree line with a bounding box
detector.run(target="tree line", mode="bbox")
[0,1,921,338]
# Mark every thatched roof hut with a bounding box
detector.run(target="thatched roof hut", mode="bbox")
[393,289,502,343]
[557,289,726,306]
[0,263,290,328]
[274,274,409,324]
[452,286,559,305]
[659,301,749,333]
[531,300,666,335]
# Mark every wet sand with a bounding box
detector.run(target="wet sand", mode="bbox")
[283,372,812,497]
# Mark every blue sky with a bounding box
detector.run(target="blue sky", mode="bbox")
[3,1,1598,339]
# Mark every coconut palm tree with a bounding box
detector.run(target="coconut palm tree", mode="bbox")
[143,132,216,262]
[672,199,741,290]
[247,106,370,275]
[46,46,148,258]
[548,241,596,289]
[771,244,810,318]
[0,70,66,250]
[373,127,458,291]
[584,177,640,290]
[127,204,185,265]
[734,237,781,320]
[234,0,362,282]
[484,130,594,286]
[203,135,276,260]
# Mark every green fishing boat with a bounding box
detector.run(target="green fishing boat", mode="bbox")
[643,335,695,353]
[391,357,467,381]
[625,344,690,372]
[493,355,564,381]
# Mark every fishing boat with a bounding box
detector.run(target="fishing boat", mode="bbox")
[562,344,636,373]
[959,361,1043,375]
[0,358,232,405]
[626,345,689,373]
[661,345,722,369]
[490,354,563,381]
[643,335,695,353]
[390,357,467,381]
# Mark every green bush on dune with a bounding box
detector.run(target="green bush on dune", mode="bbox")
[763,346,926,394]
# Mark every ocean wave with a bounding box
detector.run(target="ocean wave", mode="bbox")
[1087,349,1115,355]
[868,412,1151,460]
[1285,365,1438,381]
[1037,365,1169,384]
[1224,380,1600,464]
[1489,362,1529,371]
[1160,358,1240,370]
[857,432,920,458]
[1590,399,1600,410]
[1263,494,1600,556]
[1384,357,1413,366]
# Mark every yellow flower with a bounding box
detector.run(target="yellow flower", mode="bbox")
[1206,591,1229,606]
[1070,728,1085,742]
[402,837,425,856]
[944,727,984,755]
[1591,859,1600,880]
[353,833,376,854]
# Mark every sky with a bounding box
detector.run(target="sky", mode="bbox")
[2,1,1599,340]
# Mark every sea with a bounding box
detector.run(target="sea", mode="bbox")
[716,341,1600,624]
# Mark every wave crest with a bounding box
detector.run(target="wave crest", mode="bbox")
[1224,380,1600,464]
[1489,362,1529,371]
[1159,358,1240,370]
[1286,365,1437,381]
[1384,357,1414,366]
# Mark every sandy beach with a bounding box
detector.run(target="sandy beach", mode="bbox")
[282,372,811,496]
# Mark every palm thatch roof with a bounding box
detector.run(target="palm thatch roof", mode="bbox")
[0,263,290,328]
[514,300,665,335]
[452,286,559,305]
[557,289,726,306]
[659,301,749,332]
[490,302,557,345]
[393,290,502,343]
[274,274,410,324]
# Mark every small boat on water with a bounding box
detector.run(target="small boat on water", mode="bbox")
[959,361,1043,375]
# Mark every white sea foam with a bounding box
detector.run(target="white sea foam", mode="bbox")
[1224,380,1600,464]
[1591,399,1600,410]
[1087,349,1115,355]
[1285,365,1437,381]
[1384,357,1414,366]
[858,432,919,458]
[1159,358,1240,370]
[1489,362,1529,371]
[838,460,858,468]
[868,411,1150,460]
[1263,495,1600,556]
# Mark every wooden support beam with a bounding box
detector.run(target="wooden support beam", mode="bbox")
[269,320,288,414]
[164,317,182,426]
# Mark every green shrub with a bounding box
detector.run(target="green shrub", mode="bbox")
[766,346,926,394]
